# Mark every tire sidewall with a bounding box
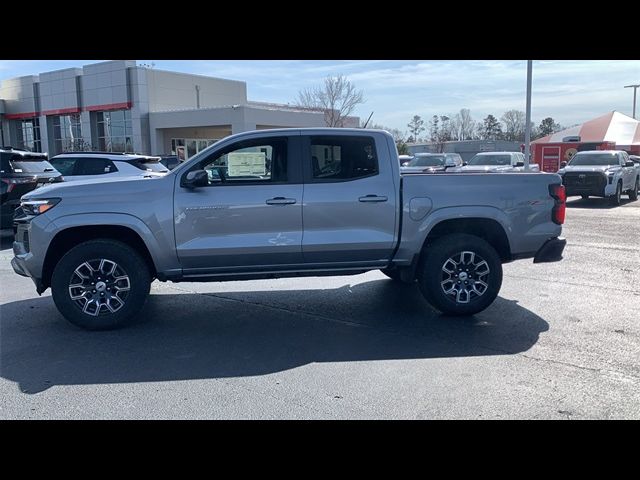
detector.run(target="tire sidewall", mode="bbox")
[418,234,503,316]
[51,240,151,330]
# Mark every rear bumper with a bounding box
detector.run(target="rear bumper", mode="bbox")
[533,237,566,263]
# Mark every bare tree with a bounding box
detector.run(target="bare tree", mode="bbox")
[295,74,365,127]
[457,109,476,140]
[501,110,526,141]
[407,115,425,143]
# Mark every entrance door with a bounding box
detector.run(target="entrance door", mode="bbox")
[542,146,561,172]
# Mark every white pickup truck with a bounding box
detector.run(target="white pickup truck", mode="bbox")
[558,150,639,205]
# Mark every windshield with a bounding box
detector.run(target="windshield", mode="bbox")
[406,155,446,167]
[569,153,620,166]
[9,159,57,173]
[467,154,511,166]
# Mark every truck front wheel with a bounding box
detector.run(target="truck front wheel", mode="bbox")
[51,239,151,330]
[418,234,502,316]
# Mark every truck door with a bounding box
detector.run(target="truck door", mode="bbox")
[173,135,304,271]
[300,134,398,266]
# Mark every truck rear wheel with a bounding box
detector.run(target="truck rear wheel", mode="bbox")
[417,234,502,316]
[51,239,151,330]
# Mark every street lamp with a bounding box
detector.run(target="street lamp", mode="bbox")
[624,84,640,119]
[524,60,533,170]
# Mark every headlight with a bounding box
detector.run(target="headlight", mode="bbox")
[20,198,61,215]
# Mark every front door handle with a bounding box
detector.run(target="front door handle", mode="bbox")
[359,195,388,203]
[266,197,296,205]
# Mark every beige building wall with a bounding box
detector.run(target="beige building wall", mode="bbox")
[146,70,247,112]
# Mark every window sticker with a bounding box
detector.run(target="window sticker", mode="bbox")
[227,152,266,177]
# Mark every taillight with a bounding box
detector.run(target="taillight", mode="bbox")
[1,177,37,193]
[549,183,566,225]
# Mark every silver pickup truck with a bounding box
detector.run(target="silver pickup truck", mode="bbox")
[12,128,567,330]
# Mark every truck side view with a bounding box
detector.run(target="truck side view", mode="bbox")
[12,129,567,330]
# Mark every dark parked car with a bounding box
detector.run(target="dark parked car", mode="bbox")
[1,148,63,229]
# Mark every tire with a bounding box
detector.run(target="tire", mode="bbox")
[610,182,622,206]
[380,268,402,281]
[581,195,589,200]
[629,178,639,201]
[417,234,502,316]
[51,239,151,330]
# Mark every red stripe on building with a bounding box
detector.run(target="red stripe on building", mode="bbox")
[85,102,132,112]
[42,107,82,116]
[4,111,39,120]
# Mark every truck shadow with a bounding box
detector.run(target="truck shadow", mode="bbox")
[566,197,634,209]
[0,279,549,394]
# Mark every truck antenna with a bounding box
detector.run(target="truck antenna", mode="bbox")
[362,111,374,129]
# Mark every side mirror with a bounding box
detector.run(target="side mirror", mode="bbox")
[462,161,468,166]
[515,161,524,167]
[625,161,635,167]
[181,169,209,188]
[560,161,567,168]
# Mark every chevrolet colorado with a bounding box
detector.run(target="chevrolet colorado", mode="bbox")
[12,128,567,330]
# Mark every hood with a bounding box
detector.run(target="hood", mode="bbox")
[559,165,619,174]
[21,173,170,201]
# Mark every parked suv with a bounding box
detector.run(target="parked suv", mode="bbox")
[49,152,169,182]
[459,152,540,172]
[558,150,639,204]
[1,148,63,229]
[401,153,463,173]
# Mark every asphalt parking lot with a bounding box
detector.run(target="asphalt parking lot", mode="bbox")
[1,196,639,419]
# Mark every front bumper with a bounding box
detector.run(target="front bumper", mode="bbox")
[11,223,46,294]
[533,237,566,263]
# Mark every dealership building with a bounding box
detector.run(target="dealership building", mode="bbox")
[0,60,355,159]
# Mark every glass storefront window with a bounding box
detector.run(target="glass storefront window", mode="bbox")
[52,113,83,153]
[17,118,42,152]
[170,137,220,160]
[96,109,133,152]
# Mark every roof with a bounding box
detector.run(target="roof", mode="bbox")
[52,152,160,161]
[532,111,640,146]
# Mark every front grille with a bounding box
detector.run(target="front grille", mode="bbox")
[562,172,607,189]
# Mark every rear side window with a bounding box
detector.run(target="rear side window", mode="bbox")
[76,158,117,175]
[50,157,78,176]
[309,136,378,181]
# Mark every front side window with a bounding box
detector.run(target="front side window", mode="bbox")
[310,136,378,181]
[198,138,287,185]
[96,110,133,153]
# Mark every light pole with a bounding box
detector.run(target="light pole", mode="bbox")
[625,84,640,119]
[524,60,533,171]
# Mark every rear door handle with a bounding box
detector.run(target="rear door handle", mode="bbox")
[266,197,296,205]
[359,195,388,203]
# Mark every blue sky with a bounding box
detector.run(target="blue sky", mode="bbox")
[1,60,639,132]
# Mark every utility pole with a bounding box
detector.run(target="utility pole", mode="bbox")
[624,84,639,119]
[524,60,533,171]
